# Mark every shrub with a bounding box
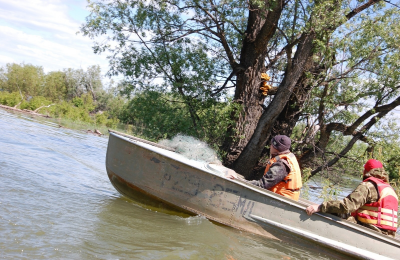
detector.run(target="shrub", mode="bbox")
[95,112,108,125]
[20,96,52,111]
[72,97,84,108]
[0,91,22,107]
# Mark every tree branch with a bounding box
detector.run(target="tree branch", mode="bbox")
[345,0,383,20]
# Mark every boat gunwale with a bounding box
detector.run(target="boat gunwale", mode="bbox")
[108,131,400,247]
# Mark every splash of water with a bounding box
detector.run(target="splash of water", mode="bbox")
[159,134,222,164]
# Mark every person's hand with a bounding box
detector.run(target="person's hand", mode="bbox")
[226,173,236,180]
[306,204,320,215]
[224,169,238,179]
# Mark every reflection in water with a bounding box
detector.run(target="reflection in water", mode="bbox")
[87,197,230,259]
[90,197,343,260]
[0,108,350,259]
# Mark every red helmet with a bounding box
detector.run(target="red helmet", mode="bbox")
[363,159,383,174]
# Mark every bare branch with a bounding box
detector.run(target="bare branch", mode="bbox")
[195,4,237,67]
[311,109,388,176]
[211,71,236,96]
[383,0,400,9]
[34,104,55,113]
[345,0,383,20]
[345,93,400,135]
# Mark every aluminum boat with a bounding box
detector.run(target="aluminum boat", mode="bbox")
[105,130,400,259]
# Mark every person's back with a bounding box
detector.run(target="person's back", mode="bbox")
[351,166,398,237]
[306,159,398,237]
[265,151,302,200]
[246,135,302,200]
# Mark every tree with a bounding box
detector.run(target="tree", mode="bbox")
[81,0,400,179]
[85,65,103,101]
[293,5,400,179]
[95,80,127,117]
[0,63,45,98]
[44,71,67,101]
[64,65,103,101]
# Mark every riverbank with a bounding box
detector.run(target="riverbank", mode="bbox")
[0,104,51,118]
[0,104,107,137]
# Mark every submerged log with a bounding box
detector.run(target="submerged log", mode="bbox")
[0,104,51,118]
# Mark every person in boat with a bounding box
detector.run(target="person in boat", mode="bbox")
[306,159,398,238]
[228,135,303,201]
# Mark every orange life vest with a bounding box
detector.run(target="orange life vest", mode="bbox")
[355,177,398,231]
[264,152,302,201]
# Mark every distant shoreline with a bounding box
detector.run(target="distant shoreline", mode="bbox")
[0,104,50,118]
[0,104,105,136]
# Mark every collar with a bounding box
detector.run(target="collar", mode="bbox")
[271,149,291,157]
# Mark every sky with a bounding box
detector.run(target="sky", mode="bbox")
[0,0,399,119]
[0,0,110,75]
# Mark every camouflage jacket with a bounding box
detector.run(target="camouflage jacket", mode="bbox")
[320,168,396,237]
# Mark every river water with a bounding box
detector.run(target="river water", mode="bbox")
[0,108,354,260]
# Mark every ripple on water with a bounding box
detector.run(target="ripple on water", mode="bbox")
[0,108,348,260]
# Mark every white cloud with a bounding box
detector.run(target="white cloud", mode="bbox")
[0,0,111,77]
[0,24,109,73]
[0,0,80,35]
[0,54,14,64]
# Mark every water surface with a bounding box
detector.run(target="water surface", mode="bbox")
[0,108,351,259]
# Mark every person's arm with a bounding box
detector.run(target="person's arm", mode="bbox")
[320,182,375,214]
[306,182,376,215]
[249,161,289,189]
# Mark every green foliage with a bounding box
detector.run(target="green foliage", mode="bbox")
[95,112,108,125]
[81,0,238,114]
[72,97,84,108]
[319,178,343,202]
[301,167,312,184]
[71,94,95,112]
[95,111,119,128]
[366,120,400,181]
[40,94,95,123]
[119,90,236,147]
[20,96,52,111]
[95,84,127,119]
[0,63,45,97]
[44,71,67,101]
[0,63,105,103]
[0,63,128,130]
[64,65,103,100]
[120,90,192,140]
[0,91,23,107]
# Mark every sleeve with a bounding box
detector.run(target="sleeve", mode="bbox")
[248,161,289,189]
[320,182,374,214]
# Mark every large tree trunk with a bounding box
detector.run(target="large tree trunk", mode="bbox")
[232,32,316,177]
[222,1,284,166]
[223,0,383,178]
[222,59,265,166]
[233,72,316,180]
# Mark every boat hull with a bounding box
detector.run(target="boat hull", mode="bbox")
[106,132,400,259]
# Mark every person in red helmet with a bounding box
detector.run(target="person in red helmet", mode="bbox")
[306,159,398,237]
